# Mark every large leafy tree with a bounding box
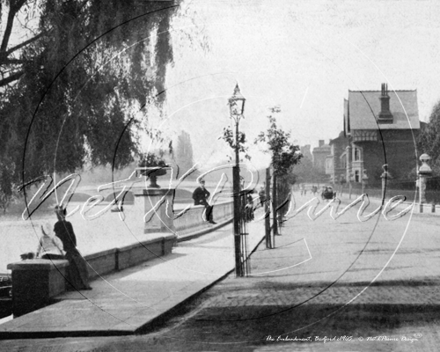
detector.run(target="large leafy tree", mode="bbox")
[0,0,184,210]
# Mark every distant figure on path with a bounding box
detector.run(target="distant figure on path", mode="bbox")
[36,222,65,260]
[54,205,92,290]
[192,180,216,224]
[258,186,266,208]
[245,191,255,222]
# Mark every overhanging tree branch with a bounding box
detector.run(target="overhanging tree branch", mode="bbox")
[0,58,29,65]
[0,70,24,87]
[1,0,29,52]
[2,32,45,58]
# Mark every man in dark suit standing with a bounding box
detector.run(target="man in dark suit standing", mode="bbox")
[192,180,216,224]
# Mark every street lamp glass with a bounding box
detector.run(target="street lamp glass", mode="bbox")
[229,83,246,117]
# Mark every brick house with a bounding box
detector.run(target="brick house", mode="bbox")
[343,83,421,186]
[326,131,349,184]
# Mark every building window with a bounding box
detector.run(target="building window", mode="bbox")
[354,148,361,161]
[355,170,360,182]
[340,152,346,169]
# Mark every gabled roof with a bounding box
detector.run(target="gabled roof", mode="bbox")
[348,90,419,130]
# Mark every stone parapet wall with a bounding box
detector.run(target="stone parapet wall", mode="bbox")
[7,234,176,317]
[173,200,233,236]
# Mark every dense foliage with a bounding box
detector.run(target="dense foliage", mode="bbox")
[418,100,440,173]
[0,0,181,210]
[221,125,250,162]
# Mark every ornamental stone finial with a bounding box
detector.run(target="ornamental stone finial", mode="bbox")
[418,153,432,176]
[381,164,392,179]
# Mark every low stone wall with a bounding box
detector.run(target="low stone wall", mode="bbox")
[417,202,439,214]
[117,237,167,271]
[347,187,418,202]
[340,188,440,215]
[7,234,176,317]
[173,200,233,236]
[84,248,118,280]
[7,260,69,317]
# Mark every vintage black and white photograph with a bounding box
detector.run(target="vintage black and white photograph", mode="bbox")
[1,0,440,351]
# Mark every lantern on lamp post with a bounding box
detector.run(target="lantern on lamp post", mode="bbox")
[228,83,246,277]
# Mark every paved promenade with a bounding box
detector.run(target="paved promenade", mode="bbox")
[0,219,265,339]
[1,193,440,351]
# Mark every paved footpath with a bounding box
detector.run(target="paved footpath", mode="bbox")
[0,219,265,339]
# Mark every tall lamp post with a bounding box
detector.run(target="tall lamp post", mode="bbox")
[229,84,246,277]
[380,164,392,201]
[272,153,279,238]
[361,169,368,195]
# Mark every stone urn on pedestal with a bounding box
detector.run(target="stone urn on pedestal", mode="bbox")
[140,167,168,188]
[136,154,175,233]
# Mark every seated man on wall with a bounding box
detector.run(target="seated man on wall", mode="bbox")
[192,180,216,224]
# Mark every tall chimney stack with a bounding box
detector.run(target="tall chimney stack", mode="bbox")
[378,83,393,123]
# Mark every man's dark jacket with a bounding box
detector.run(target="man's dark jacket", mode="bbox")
[192,186,210,206]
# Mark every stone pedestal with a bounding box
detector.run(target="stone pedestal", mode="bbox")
[7,259,69,317]
[136,188,175,234]
[418,153,433,212]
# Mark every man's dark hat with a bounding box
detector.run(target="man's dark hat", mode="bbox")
[54,205,66,215]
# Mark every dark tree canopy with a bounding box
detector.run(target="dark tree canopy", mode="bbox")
[221,125,250,162]
[0,0,183,209]
[418,100,440,172]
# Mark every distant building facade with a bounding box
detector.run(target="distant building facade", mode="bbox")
[300,145,313,161]
[312,140,331,174]
[326,131,349,184]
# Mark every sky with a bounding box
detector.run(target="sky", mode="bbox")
[163,0,440,169]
